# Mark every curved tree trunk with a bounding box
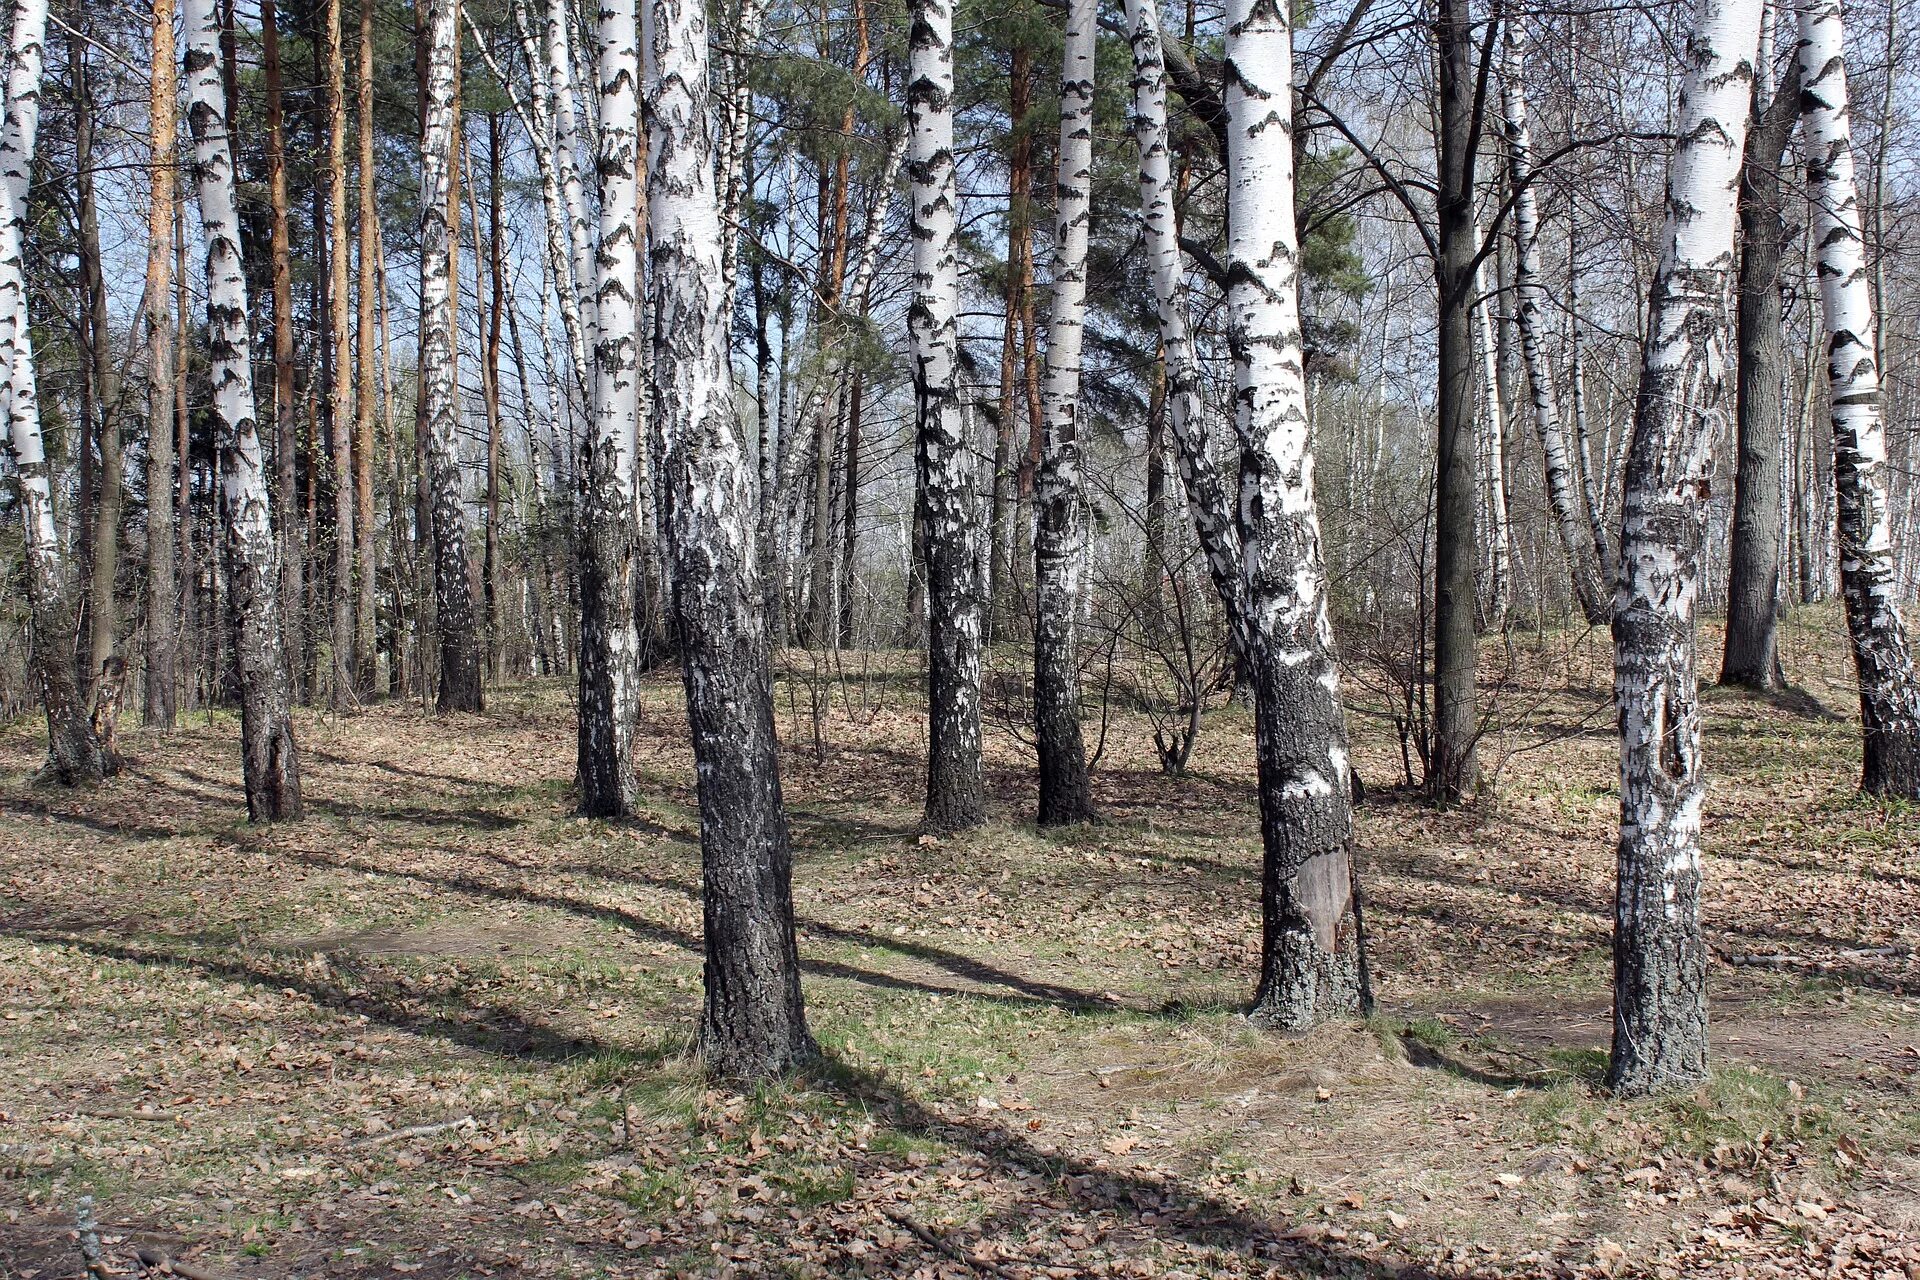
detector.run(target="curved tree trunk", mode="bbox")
[643,0,813,1079]
[183,0,304,820]
[418,0,485,712]
[1608,0,1761,1097]
[1220,0,1364,1028]
[577,0,643,816]
[1033,0,1097,825]
[1796,0,1920,798]
[1501,20,1609,625]
[144,0,180,731]
[906,0,986,832]
[1472,241,1511,627]
[0,0,102,783]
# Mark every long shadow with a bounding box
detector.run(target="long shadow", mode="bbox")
[0,793,191,842]
[274,844,1111,1012]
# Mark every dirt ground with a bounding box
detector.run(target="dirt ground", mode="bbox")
[1,607,1916,1279]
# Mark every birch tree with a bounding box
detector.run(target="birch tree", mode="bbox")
[183,0,303,819]
[419,0,486,712]
[1608,0,1761,1096]
[1033,0,1097,825]
[144,0,179,731]
[1500,20,1610,624]
[643,0,813,1078]
[0,0,101,782]
[909,0,986,832]
[1796,0,1920,798]
[577,0,644,816]
[1224,0,1365,1026]
[1473,246,1512,625]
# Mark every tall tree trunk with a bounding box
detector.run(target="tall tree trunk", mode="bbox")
[910,0,987,832]
[988,39,1032,636]
[74,28,122,702]
[1429,0,1481,802]
[418,0,485,711]
[1721,47,1798,690]
[324,0,355,706]
[183,0,305,820]
[1472,240,1511,627]
[145,0,180,731]
[1796,0,1920,798]
[262,0,303,701]
[175,188,196,711]
[483,114,506,680]
[1608,0,1760,1097]
[0,0,102,782]
[1501,20,1610,624]
[643,0,813,1078]
[1033,0,1097,825]
[838,370,863,646]
[1221,0,1365,1027]
[577,0,643,815]
[354,0,380,695]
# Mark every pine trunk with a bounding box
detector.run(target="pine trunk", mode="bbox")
[144,0,180,731]
[1608,0,1760,1096]
[324,0,355,707]
[354,0,380,695]
[183,0,304,820]
[1032,0,1096,825]
[262,0,303,702]
[1796,0,1920,797]
[644,0,813,1078]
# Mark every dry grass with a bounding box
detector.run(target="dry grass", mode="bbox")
[0,606,1915,1278]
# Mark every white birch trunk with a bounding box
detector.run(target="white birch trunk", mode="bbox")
[1123,0,1246,642]
[1796,0,1920,796]
[419,0,485,710]
[907,0,984,831]
[643,0,811,1078]
[1503,22,1611,623]
[1473,240,1512,625]
[549,0,597,357]
[0,0,101,781]
[182,0,303,817]
[1032,0,1096,824]
[576,0,643,815]
[1608,0,1762,1097]
[1223,0,1363,1028]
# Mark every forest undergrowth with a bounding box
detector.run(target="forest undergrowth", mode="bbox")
[1,607,1915,1279]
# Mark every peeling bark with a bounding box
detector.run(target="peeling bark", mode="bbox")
[1609,0,1760,1096]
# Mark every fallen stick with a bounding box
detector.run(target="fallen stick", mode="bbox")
[355,1115,477,1148]
[879,1206,1015,1280]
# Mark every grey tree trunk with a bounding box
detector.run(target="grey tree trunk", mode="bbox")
[1032,0,1097,825]
[909,0,986,832]
[1608,0,1760,1097]
[643,0,813,1078]
[183,0,304,820]
[1796,0,1920,798]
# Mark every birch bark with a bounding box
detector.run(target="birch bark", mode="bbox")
[644,0,812,1078]
[907,0,985,832]
[1501,21,1610,624]
[0,0,101,781]
[577,0,644,815]
[183,0,304,818]
[1222,0,1364,1027]
[419,0,486,711]
[1608,0,1761,1096]
[1796,0,1920,797]
[1033,0,1097,825]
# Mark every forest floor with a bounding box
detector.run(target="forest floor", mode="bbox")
[1,606,1917,1280]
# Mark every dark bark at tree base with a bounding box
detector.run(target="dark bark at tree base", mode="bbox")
[1606,848,1709,1096]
